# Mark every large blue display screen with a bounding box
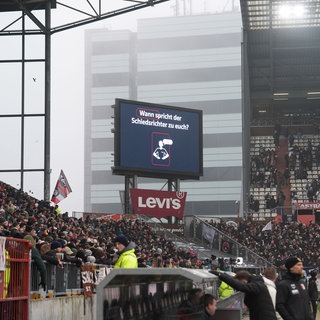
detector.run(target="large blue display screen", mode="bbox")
[113,99,203,179]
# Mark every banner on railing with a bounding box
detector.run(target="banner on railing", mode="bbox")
[130,188,187,219]
[221,239,233,254]
[83,212,123,221]
[294,202,320,210]
[81,264,95,298]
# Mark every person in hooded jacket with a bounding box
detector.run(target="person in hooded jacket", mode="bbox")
[113,235,138,268]
[177,288,203,320]
[276,256,313,320]
[210,269,277,320]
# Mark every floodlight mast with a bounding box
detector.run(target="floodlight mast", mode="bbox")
[0,0,169,202]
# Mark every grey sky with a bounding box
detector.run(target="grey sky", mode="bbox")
[0,0,240,214]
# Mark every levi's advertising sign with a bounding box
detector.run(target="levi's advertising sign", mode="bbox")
[113,99,203,179]
[130,189,187,219]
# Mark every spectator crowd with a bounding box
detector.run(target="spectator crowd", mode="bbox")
[0,180,319,275]
[0,181,204,272]
[209,218,320,269]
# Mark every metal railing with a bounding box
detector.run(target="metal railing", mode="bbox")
[30,261,112,295]
[190,216,273,269]
[138,215,213,260]
[0,238,31,320]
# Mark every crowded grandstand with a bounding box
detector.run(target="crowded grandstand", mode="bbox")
[1,0,320,319]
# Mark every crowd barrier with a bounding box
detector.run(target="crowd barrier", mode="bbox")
[0,240,246,320]
[0,237,32,320]
[30,260,112,296]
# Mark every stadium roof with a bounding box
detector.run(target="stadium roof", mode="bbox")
[240,0,320,117]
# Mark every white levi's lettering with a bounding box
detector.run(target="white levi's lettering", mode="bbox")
[137,196,181,210]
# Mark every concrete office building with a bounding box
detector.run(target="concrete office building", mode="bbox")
[84,9,243,217]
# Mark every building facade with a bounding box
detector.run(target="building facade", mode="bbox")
[84,10,243,217]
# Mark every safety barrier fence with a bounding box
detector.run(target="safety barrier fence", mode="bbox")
[30,260,112,297]
[0,237,256,320]
[0,237,32,320]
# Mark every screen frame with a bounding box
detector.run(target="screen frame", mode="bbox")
[112,98,203,180]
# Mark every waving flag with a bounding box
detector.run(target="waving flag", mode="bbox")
[51,170,72,204]
[262,220,272,232]
[202,224,215,244]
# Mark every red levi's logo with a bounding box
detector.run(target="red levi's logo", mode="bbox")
[130,188,187,219]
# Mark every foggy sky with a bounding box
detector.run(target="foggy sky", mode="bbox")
[0,0,240,214]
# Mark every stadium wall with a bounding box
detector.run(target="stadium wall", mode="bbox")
[30,295,96,320]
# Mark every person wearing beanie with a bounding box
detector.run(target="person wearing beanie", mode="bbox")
[308,270,318,320]
[51,241,62,250]
[113,235,137,268]
[41,241,64,269]
[276,256,313,320]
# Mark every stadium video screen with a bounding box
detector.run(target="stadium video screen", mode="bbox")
[112,99,203,179]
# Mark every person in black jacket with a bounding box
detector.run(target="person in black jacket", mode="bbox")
[200,293,217,320]
[276,256,313,320]
[308,270,318,320]
[177,288,203,320]
[210,270,276,320]
[41,241,64,269]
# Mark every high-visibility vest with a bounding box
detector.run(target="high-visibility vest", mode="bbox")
[4,249,10,298]
[114,248,138,268]
[219,281,234,298]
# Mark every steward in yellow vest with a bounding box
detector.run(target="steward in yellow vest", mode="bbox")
[113,235,138,268]
[3,249,10,298]
[218,281,234,298]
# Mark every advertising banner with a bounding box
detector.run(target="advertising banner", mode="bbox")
[81,264,95,298]
[294,202,320,210]
[130,188,187,219]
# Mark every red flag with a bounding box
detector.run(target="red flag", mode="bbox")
[51,170,72,204]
